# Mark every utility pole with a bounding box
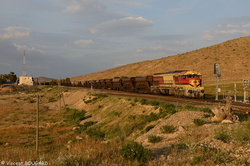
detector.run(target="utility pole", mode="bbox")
[215,76,219,100]
[214,63,221,101]
[36,94,40,157]
[58,80,65,112]
[58,80,62,112]
[243,79,249,103]
[234,83,237,102]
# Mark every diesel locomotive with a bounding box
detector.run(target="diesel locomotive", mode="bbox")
[66,70,204,98]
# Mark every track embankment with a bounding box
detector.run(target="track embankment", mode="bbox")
[88,88,250,114]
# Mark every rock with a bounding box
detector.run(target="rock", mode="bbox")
[178,126,185,132]
[211,96,239,123]
[211,116,220,122]
[221,119,233,124]
[76,136,83,140]
[73,127,80,130]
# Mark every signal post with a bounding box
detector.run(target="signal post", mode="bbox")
[214,63,221,101]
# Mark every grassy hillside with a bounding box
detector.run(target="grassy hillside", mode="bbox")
[1,87,249,165]
[72,36,250,85]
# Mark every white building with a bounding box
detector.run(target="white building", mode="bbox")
[18,76,34,86]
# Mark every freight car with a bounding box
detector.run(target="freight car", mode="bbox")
[63,70,204,98]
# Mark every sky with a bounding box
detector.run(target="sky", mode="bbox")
[1,0,250,79]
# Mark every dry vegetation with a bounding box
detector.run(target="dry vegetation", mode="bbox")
[0,86,249,165]
[1,37,250,165]
[71,36,250,85]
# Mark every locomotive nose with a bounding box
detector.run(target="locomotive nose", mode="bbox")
[189,80,200,87]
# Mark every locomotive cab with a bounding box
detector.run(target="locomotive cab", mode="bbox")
[153,70,204,98]
[174,74,202,87]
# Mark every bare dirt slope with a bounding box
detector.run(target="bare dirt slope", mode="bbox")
[72,36,250,85]
[44,88,250,164]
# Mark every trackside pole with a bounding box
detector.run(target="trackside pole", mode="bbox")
[215,76,219,101]
[36,94,40,157]
[214,63,221,101]
[243,79,249,103]
[234,83,237,102]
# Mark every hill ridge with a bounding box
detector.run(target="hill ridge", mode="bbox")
[72,36,250,85]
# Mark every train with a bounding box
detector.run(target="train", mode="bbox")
[62,70,204,98]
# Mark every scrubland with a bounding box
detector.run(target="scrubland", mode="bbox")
[0,86,249,165]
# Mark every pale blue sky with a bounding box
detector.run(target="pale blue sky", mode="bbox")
[1,0,250,78]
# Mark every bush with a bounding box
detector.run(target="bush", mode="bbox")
[86,126,105,140]
[82,121,97,130]
[145,125,155,132]
[160,125,176,133]
[48,97,57,102]
[119,140,151,163]
[232,120,250,142]
[84,93,108,104]
[191,156,204,165]
[93,94,108,98]
[193,118,206,126]
[139,98,148,105]
[214,128,230,143]
[200,107,213,114]
[148,135,162,143]
[64,108,88,124]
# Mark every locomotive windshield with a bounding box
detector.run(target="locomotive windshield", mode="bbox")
[186,74,201,78]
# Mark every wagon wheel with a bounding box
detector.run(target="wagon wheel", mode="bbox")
[180,90,185,97]
[175,88,180,97]
[152,88,160,95]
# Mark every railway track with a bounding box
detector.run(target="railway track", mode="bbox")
[89,88,250,114]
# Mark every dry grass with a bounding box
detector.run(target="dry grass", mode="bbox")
[0,86,249,165]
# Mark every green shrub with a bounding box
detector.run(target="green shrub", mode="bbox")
[119,140,151,163]
[204,114,212,118]
[147,112,159,122]
[63,156,84,166]
[64,108,88,124]
[86,126,105,140]
[82,121,97,130]
[200,107,213,114]
[232,121,250,142]
[148,135,162,143]
[139,98,148,105]
[160,125,176,133]
[133,98,139,103]
[90,93,108,98]
[183,105,197,111]
[149,100,160,106]
[157,109,172,119]
[191,156,204,165]
[214,128,230,143]
[130,102,136,106]
[48,97,57,102]
[84,93,108,104]
[193,118,206,126]
[160,125,176,134]
[145,125,155,132]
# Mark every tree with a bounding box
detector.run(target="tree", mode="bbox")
[0,72,17,85]
[7,72,17,82]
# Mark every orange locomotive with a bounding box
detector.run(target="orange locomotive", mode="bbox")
[151,70,204,98]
